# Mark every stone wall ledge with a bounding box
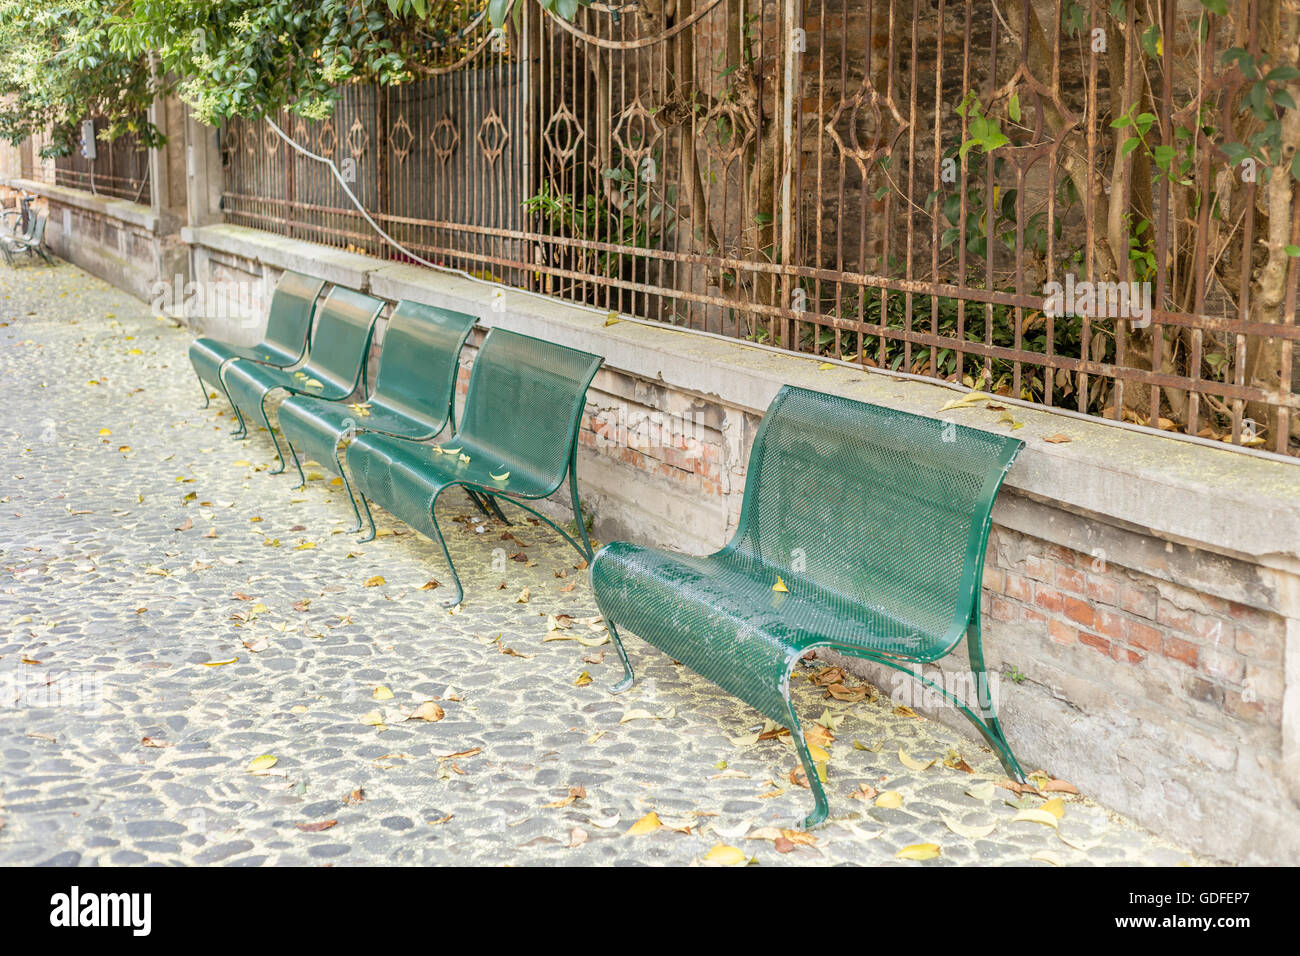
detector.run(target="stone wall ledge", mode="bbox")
[186,223,1300,604]
[3,177,157,232]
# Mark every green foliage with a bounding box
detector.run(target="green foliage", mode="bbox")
[0,1,161,151]
[522,154,675,283]
[0,0,589,147]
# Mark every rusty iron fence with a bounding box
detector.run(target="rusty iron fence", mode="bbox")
[53,118,151,205]
[220,0,1300,455]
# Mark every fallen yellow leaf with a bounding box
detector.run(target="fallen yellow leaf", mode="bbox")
[899,747,936,772]
[627,811,662,836]
[703,844,748,866]
[895,842,941,861]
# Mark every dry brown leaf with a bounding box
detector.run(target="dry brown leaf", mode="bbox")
[810,666,845,687]
[826,683,867,702]
[407,701,445,722]
[296,820,338,832]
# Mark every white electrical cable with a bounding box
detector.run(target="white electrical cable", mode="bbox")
[260,114,1297,467]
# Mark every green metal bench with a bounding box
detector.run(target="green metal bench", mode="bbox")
[1,212,53,266]
[221,286,384,475]
[345,327,602,607]
[276,300,477,535]
[188,270,324,416]
[589,384,1025,827]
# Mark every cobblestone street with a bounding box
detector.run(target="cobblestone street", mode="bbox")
[0,262,1201,866]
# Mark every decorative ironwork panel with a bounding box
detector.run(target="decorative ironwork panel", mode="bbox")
[220,0,1300,455]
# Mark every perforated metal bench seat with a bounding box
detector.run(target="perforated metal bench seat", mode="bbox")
[220,286,384,475]
[590,384,1025,828]
[592,544,958,718]
[344,326,603,608]
[276,300,477,534]
[188,270,324,414]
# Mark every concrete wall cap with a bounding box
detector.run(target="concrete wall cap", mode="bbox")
[4,177,158,231]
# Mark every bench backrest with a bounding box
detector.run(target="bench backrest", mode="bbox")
[28,213,46,245]
[370,300,477,435]
[262,271,326,359]
[728,385,1022,650]
[302,286,385,395]
[456,327,602,493]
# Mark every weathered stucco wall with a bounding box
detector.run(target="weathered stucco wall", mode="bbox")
[167,223,1300,864]
[1,178,185,303]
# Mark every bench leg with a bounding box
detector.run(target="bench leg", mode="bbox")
[334,447,367,534]
[426,488,465,608]
[966,619,1026,782]
[229,400,249,438]
[284,435,309,489]
[483,494,511,525]
[861,637,1026,784]
[463,488,492,518]
[356,491,377,543]
[785,693,830,829]
[604,620,635,693]
[258,395,289,475]
[194,369,211,409]
[568,445,594,559]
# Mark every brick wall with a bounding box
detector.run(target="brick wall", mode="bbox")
[984,525,1285,744]
[184,227,1300,863]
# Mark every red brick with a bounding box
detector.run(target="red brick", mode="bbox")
[1125,620,1163,653]
[1078,632,1111,656]
[1157,599,1198,637]
[1085,575,1120,606]
[1223,688,1266,722]
[1199,647,1244,683]
[1055,566,1086,594]
[1025,555,1052,583]
[1022,606,1048,624]
[1048,619,1076,646]
[1046,544,1078,567]
[1033,585,1064,614]
[1121,584,1158,619]
[1004,572,1033,602]
[1063,596,1095,627]
[1227,600,1273,630]
[982,567,1004,592]
[1161,636,1200,668]
[1094,608,1125,639]
[1112,645,1144,665]
[991,597,1018,623]
[1194,615,1230,644]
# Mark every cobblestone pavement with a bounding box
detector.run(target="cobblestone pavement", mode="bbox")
[0,261,1201,866]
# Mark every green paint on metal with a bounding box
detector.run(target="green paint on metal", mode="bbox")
[346,326,602,606]
[591,384,1024,828]
[188,270,324,418]
[220,285,384,473]
[276,299,476,532]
